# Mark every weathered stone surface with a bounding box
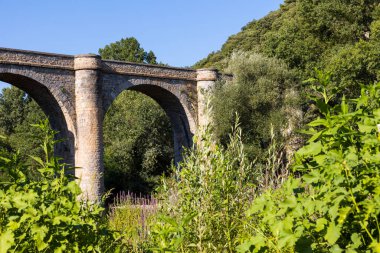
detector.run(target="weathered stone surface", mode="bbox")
[0,48,217,201]
[74,54,102,70]
[102,60,196,80]
[75,55,104,201]
[0,47,74,69]
[196,69,219,128]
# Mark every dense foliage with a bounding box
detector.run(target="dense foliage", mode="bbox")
[0,121,123,252]
[99,37,157,64]
[0,87,45,163]
[212,52,301,162]
[103,90,173,194]
[195,0,379,91]
[99,37,174,194]
[237,80,380,252]
[195,0,380,168]
[150,123,258,252]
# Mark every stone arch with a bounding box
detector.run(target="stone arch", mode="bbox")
[102,75,196,163]
[0,72,75,165]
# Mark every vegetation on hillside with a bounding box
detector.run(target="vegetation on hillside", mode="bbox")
[212,52,301,162]
[195,1,379,92]
[194,0,380,169]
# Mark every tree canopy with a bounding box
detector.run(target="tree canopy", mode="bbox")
[99,37,157,64]
[195,0,380,96]
[195,0,380,164]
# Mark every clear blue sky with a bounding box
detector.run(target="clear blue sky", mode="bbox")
[0,0,283,89]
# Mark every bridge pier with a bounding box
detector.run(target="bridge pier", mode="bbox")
[196,68,218,129]
[74,54,104,202]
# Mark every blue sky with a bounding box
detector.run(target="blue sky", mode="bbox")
[0,0,283,89]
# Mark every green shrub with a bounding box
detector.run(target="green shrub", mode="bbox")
[238,79,380,252]
[151,123,258,253]
[211,52,301,164]
[0,120,123,252]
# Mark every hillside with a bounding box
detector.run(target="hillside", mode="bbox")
[194,0,380,92]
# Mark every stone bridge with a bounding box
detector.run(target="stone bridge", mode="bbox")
[0,47,219,201]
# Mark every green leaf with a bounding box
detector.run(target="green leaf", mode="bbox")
[357,123,375,133]
[349,233,362,249]
[297,141,322,157]
[31,224,49,251]
[308,118,328,127]
[315,218,327,232]
[329,244,343,253]
[0,230,14,253]
[325,222,341,245]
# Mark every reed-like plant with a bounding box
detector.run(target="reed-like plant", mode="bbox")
[107,191,158,252]
[151,122,259,253]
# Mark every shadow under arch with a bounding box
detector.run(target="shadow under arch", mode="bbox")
[0,73,75,166]
[105,83,194,164]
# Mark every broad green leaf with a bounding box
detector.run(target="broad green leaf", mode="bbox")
[308,118,329,127]
[315,218,327,232]
[325,222,341,245]
[297,141,322,157]
[329,244,343,253]
[350,233,362,249]
[0,230,14,253]
[357,123,375,133]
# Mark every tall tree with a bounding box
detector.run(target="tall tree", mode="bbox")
[99,37,157,64]
[0,87,27,135]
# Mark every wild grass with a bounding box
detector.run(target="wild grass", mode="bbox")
[107,191,158,252]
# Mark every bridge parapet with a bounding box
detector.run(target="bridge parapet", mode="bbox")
[102,60,197,81]
[0,47,199,81]
[0,47,74,70]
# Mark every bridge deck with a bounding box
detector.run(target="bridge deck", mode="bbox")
[0,47,197,81]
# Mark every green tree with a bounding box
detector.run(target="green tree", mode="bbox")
[0,86,45,162]
[99,37,157,64]
[103,91,173,194]
[99,37,173,194]
[195,0,379,90]
[0,87,28,135]
[212,52,301,162]
[194,0,380,164]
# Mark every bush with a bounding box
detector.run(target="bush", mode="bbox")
[211,52,301,163]
[238,79,380,252]
[0,120,123,252]
[150,123,258,252]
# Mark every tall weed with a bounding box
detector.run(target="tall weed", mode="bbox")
[151,122,258,252]
[238,79,380,252]
[108,191,158,252]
